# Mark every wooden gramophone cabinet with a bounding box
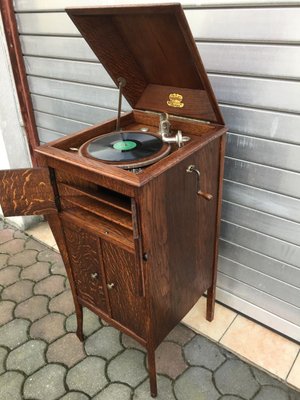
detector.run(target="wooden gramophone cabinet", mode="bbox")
[0,4,227,397]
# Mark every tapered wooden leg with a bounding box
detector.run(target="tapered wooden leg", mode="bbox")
[76,303,84,342]
[46,215,84,341]
[147,347,157,397]
[206,286,215,322]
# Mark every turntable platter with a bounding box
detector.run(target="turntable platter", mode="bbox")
[79,131,171,169]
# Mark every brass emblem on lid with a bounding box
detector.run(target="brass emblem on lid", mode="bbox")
[167,93,184,108]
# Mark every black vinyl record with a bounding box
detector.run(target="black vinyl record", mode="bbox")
[79,131,171,168]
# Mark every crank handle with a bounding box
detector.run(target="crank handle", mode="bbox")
[186,165,213,201]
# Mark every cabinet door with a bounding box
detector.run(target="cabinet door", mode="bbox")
[0,168,57,216]
[101,240,146,338]
[64,223,109,314]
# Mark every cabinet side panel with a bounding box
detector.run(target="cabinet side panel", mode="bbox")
[63,223,108,313]
[141,138,221,346]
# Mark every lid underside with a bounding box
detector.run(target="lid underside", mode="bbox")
[66,4,224,124]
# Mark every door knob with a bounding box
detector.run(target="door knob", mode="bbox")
[107,282,115,290]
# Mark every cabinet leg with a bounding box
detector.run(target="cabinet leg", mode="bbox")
[147,347,157,397]
[76,303,84,342]
[206,286,215,322]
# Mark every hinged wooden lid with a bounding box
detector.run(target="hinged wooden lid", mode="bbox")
[66,3,224,124]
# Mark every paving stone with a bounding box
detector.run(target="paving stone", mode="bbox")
[0,371,24,400]
[0,228,15,244]
[6,340,46,375]
[0,300,15,326]
[8,249,37,267]
[66,357,107,397]
[252,367,290,391]
[14,230,28,240]
[214,359,260,399]
[290,391,300,400]
[94,383,132,400]
[133,375,175,400]
[85,326,123,359]
[0,266,20,286]
[174,367,219,400]
[51,261,67,276]
[0,253,9,268]
[38,249,62,264]
[0,319,30,349]
[122,333,146,352]
[184,335,226,370]
[47,333,85,367]
[34,275,65,297]
[219,397,243,399]
[0,238,24,255]
[49,290,75,315]
[107,349,147,388]
[30,312,66,343]
[66,308,102,336]
[25,238,47,251]
[21,261,50,281]
[15,295,49,322]
[0,347,8,375]
[2,280,34,303]
[60,393,89,400]
[165,324,195,345]
[155,341,187,379]
[253,386,289,400]
[23,364,66,400]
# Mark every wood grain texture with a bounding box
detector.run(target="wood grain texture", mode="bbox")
[101,240,146,338]
[66,4,223,124]
[139,138,221,347]
[0,168,57,216]
[0,0,39,164]
[64,222,109,313]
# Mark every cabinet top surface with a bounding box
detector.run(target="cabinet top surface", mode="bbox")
[65,3,224,124]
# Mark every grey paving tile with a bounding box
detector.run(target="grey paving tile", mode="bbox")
[0,371,24,400]
[23,364,66,400]
[174,367,220,400]
[21,261,50,282]
[155,341,188,379]
[30,312,66,343]
[93,383,132,400]
[49,290,75,316]
[0,238,25,255]
[253,386,289,400]
[107,349,147,388]
[184,335,226,370]
[133,375,175,400]
[165,324,195,346]
[25,238,47,252]
[0,319,30,349]
[214,359,260,399]
[66,357,107,397]
[14,295,49,322]
[121,334,146,352]
[51,261,67,276]
[2,280,34,303]
[8,249,38,268]
[85,326,123,359]
[66,308,101,336]
[46,333,86,367]
[0,266,21,286]
[14,230,28,240]
[60,392,89,400]
[0,253,8,268]
[6,339,46,375]
[0,347,8,375]
[252,367,290,391]
[37,249,62,264]
[34,274,65,297]
[0,228,14,244]
[0,300,15,326]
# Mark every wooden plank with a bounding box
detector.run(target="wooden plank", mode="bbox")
[0,168,57,216]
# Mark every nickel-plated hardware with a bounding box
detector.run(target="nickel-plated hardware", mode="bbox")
[91,272,98,279]
[159,113,190,148]
[107,282,115,290]
[186,165,213,201]
[69,147,79,151]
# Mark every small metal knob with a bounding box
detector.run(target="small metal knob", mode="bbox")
[91,272,98,279]
[107,282,115,290]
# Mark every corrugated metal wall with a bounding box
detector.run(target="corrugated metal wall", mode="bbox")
[13,0,300,341]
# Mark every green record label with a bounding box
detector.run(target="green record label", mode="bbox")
[113,140,137,151]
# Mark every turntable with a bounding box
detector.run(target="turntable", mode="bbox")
[0,4,227,397]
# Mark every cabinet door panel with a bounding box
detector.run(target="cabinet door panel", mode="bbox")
[64,224,109,313]
[0,168,57,216]
[102,240,146,338]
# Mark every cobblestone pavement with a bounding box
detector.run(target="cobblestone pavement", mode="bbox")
[0,220,300,400]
